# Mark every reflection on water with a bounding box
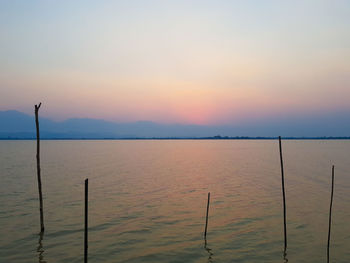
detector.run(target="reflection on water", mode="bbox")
[37,232,46,263]
[283,249,288,262]
[204,238,214,263]
[1,140,350,262]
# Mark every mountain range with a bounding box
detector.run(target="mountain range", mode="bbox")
[0,110,350,138]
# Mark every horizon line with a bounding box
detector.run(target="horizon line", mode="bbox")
[2,136,350,141]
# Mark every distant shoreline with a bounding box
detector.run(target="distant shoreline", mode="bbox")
[1,136,350,140]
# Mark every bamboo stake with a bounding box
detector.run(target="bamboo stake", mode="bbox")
[35,103,44,233]
[327,165,335,263]
[84,178,88,263]
[278,136,287,252]
[204,192,210,238]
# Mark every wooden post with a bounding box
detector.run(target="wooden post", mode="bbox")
[35,103,44,233]
[204,192,210,238]
[278,136,287,252]
[327,165,335,263]
[84,179,88,263]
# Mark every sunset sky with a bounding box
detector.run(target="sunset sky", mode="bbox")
[1,0,349,125]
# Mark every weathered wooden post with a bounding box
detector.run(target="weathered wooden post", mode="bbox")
[278,136,287,252]
[35,103,44,233]
[327,165,335,263]
[204,192,211,238]
[84,178,88,263]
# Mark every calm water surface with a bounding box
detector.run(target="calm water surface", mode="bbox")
[1,140,350,262]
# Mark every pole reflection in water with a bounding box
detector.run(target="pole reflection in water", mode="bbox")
[37,232,47,263]
[283,249,288,263]
[204,238,214,263]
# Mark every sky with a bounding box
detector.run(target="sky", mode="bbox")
[1,0,350,126]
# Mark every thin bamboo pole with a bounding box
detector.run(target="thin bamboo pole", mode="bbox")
[327,165,335,263]
[278,136,287,252]
[84,178,88,263]
[35,103,44,233]
[204,192,210,238]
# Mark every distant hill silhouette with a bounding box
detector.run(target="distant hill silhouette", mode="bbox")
[0,110,350,138]
[0,110,223,138]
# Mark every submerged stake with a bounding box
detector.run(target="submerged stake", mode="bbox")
[279,136,287,251]
[204,192,211,238]
[84,178,88,263]
[327,165,335,263]
[35,103,44,233]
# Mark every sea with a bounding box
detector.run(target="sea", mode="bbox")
[1,140,350,262]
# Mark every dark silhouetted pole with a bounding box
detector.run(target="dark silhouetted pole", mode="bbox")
[279,136,287,252]
[84,178,88,263]
[35,103,44,233]
[204,192,210,238]
[327,165,335,263]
